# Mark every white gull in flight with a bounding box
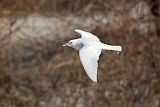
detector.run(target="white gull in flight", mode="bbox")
[63,29,122,82]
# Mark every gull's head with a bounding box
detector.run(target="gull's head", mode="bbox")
[62,39,77,48]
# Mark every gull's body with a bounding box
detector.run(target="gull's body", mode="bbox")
[63,29,122,82]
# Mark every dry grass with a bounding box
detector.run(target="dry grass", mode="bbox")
[0,0,108,16]
[0,0,160,107]
[0,27,160,107]
[0,0,159,16]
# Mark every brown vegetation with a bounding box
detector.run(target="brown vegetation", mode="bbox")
[0,0,160,107]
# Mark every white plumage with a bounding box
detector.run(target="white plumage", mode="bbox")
[63,29,122,82]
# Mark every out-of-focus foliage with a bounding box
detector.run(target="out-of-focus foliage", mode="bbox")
[0,0,160,107]
[0,0,112,15]
[0,0,159,15]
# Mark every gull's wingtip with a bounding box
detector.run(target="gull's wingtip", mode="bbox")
[74,29,85,36]
[92,79,97,83]
[74,29,82,33]
[89,76,97,83]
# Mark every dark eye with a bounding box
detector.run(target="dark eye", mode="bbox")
[70,41,72,44]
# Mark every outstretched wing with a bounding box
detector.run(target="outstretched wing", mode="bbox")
[79,46,101,82]
[74,29,100,41]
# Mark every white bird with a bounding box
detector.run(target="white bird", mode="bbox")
[63,29,122,82]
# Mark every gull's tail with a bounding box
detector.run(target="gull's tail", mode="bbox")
[101,43,122,52]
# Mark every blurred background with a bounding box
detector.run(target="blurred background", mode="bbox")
[0,0,160,107]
